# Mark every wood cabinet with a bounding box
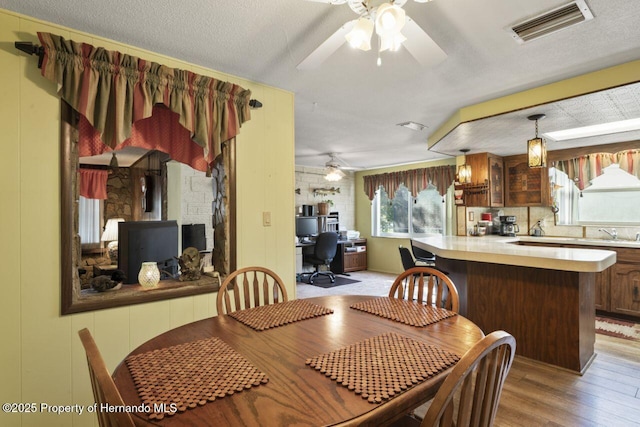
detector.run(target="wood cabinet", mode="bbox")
[456,153,503,207]
[331,239,367,273]
[504,154,550,206]
[518,241,640,318]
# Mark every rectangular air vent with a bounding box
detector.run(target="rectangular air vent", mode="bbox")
[507,0,594,43]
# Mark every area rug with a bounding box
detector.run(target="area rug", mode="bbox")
[300,276,361,289]
[595,316,640,341]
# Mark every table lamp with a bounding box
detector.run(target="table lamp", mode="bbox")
[101,218,124,264]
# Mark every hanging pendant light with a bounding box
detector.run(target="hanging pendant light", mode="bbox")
[457,149,472,184]
[109,151,119,172]
[527,114,547,168]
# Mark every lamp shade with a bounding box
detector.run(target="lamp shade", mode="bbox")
[375,3,406,36]
[379,32,407,52]
[528,137,547,168]
[345,17,374,51]
[101,218,124,242]
[458,164,472,184]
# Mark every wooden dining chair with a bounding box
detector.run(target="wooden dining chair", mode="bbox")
[420,330,516,427]
[389,266,459,313]
[216,266,289,314]
[78,328,135,427]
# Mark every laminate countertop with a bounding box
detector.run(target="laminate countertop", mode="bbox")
[412,235,616,273]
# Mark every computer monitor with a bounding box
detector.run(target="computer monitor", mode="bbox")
[118,220,179,284]
[296,216,318,238]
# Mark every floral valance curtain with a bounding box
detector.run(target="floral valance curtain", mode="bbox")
[363,165,456,200]
[37,32,252,172]
[79,168,108,200]
[554,149,639,190]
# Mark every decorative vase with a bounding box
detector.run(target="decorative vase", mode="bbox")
[138,262,160,288]
[317,202,330,216]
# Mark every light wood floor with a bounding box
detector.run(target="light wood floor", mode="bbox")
[297,271,640,426]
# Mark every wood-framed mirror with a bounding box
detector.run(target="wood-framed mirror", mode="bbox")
[60,101,236,314]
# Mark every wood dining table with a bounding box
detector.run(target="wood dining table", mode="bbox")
[112,295,484,427]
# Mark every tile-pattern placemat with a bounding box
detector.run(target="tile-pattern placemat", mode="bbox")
[350,297,457,327]
[305,332,460,404]
[126,337,268,420]
[228,299,334,331]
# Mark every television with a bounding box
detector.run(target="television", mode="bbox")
[118,220,179,284]
[296,216,318,238]
[182,223,206,252]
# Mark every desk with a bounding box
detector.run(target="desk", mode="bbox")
[296,238,367,275]
[112,295,483,426]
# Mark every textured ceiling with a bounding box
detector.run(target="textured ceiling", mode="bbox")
[3,0,640,170]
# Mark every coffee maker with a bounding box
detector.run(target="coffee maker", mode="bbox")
[499,215,519,236]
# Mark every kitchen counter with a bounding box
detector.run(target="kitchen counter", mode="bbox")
[411,235,613,373]
[517,235,640,249]
[412,235,616,272]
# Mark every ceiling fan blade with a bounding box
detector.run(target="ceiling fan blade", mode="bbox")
[297,21,354,70]
[402,17,447,67]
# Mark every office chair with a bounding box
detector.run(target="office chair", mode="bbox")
[302,232,339,284]
[399,246,418,271]
[410,239,436,266]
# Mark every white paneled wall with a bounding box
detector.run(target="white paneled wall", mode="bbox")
[295,166,356,231]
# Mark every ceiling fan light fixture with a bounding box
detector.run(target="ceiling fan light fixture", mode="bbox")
[345,17,374,51]
[375,3,406,36]
[324,166,345,181]
[379,32,407,52]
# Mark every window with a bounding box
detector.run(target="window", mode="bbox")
[78,196,103,249]
[372,184,446,237]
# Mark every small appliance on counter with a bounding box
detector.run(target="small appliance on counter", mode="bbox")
[499,215,519,236]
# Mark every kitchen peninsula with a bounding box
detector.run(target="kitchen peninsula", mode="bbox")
[412,236,616,373]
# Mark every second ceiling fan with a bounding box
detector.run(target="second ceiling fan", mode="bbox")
[298,0,446,69]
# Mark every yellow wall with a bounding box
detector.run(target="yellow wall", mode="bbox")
[0,9,294,427]
[354,159,456,275]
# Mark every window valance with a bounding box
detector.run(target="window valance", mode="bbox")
[363,165,456,200]
[37,32,252,171]
[79,168,108,200]
[554,149,639,190]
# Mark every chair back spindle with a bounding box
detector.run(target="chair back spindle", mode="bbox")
[389,267,459,313]
[421,331,516,427]
[217,266,288,314]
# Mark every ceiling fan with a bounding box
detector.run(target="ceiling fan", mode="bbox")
[298,0,447,69]
[324,153,360,181]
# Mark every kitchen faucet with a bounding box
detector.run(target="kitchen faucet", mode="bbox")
[598,228,617,240]
[636,232,640,242]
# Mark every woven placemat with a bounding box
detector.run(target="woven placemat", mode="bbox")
[305,332,460,404]
[126,337,268,420]
[228,299,334,331]
[350,297,457,327]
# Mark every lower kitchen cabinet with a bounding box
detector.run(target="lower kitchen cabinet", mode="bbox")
[610,262,640,317]
[519,240,640,319]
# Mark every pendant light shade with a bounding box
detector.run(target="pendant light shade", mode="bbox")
[345,17,374,51]
[457,149,472,184]
[527,114,547,168]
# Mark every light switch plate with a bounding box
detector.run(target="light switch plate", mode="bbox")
[263,211,271,226]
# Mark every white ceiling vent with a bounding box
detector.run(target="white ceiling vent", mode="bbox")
[507,0,594,43]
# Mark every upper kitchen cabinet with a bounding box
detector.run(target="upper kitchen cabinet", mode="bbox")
[504,154,551,207]
[457,153,504,208]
